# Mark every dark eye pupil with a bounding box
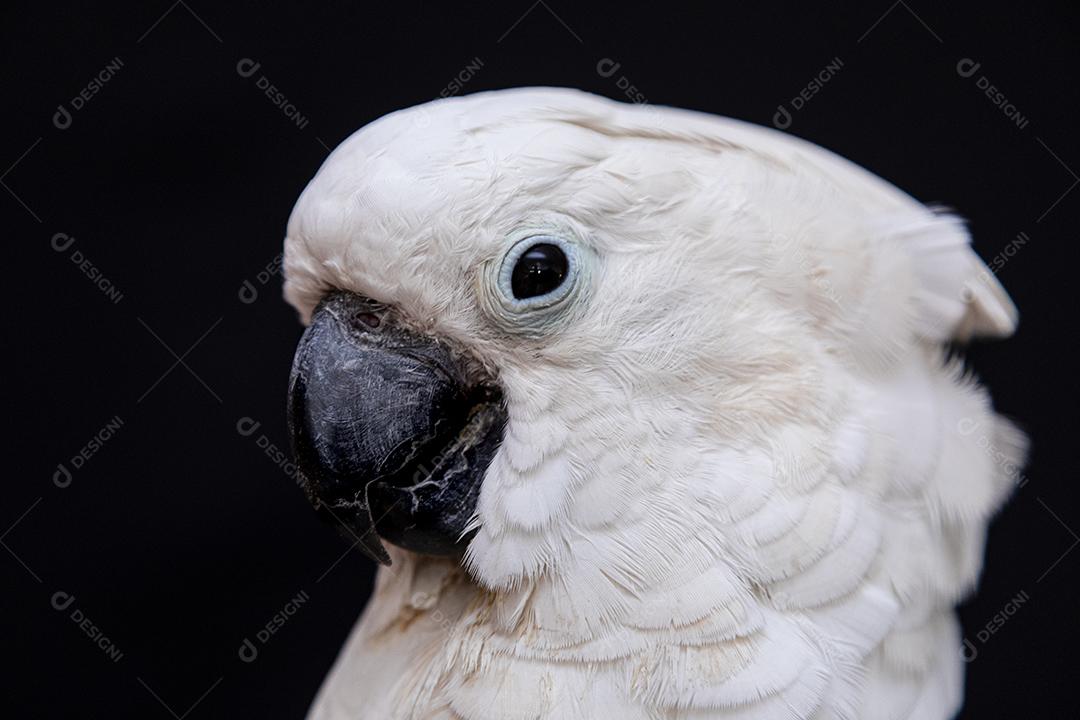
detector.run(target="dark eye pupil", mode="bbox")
[510,243,568,300]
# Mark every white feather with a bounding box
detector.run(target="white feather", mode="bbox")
[289,88,1024,720]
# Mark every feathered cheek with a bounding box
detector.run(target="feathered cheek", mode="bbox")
[466,452,578,587]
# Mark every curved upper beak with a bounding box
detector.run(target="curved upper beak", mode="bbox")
[286,292,505,565]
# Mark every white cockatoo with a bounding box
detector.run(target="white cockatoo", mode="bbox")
[283,87,1025,720]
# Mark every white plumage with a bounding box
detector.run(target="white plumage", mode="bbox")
[283,88,1025,719]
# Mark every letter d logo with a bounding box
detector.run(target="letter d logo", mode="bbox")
[957,417,979,436]
[51,591,76,611]
[238,638,258,662]
[51,233,76,252]
[956,58,981,78]
[53,463,73,488]
[236,417,261,437]
[773,105,792,130]
[238,279,258,304]
[236,58,261,78]
[596,58,621,78]
[53,104,73,130]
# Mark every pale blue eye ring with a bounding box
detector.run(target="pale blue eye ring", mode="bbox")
[497,234,580,312]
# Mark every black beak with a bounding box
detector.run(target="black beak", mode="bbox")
[287,292,506,565]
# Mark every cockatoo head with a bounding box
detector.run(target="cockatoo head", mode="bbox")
[284,87,1012,592]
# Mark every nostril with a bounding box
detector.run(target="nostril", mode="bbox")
[351,311,381,330]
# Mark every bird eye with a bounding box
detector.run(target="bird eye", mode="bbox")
[492,232,583,321]
[510,243,568,299]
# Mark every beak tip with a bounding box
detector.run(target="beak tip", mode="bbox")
[312,496,393,566]
[362,531,393,566]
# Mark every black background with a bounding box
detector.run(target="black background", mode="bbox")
[5,1,1079,717]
